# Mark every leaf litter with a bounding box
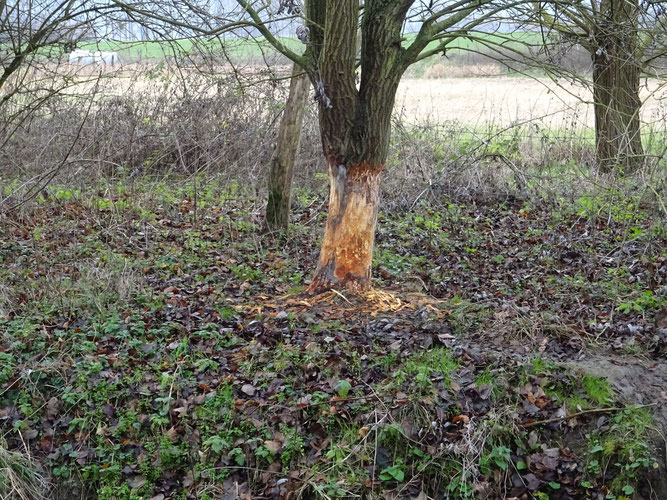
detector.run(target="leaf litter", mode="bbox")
[0,186,665,499]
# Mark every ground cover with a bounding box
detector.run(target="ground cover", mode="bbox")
[1,178,665,499]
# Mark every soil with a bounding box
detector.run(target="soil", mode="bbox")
[570,354,667,428]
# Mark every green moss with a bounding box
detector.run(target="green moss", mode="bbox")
[402,347,459,390]
[582,374,614,405]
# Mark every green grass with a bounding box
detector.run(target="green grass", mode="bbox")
[78,37,304,62]
[72,31,540,65]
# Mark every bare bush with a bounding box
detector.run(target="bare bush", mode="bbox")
[1,62,664,218]
[0,64,323,205]
[383,108,666,212]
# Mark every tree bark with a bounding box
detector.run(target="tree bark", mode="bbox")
[308,161,383,293]
[264,63,310,231]
[304,0,408,294]
[592,0,644,173]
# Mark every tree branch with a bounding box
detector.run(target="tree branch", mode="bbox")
[235,0,311,70]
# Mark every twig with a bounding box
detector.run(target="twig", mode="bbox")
[330,288,352,305]
[648,184,667,218]
[521,403,658,428]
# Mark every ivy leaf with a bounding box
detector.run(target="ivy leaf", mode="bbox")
[380,465,404,482]
[622,485,634,495]
[334,380,351,398]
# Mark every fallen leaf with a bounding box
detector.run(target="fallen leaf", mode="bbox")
[241,384,256,396]
[264,440,282,453]
[452,415,470,425]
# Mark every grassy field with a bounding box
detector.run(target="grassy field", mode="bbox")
[395,77,667,128]
[79,37,303,62]
[78,31,541,64]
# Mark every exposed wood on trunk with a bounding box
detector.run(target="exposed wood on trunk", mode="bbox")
[308,161,383,293]
[305,0,411,294]
[264,63,310,231]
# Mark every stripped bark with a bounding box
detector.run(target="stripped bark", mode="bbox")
[304,0,409,293]
[309,161,383,292]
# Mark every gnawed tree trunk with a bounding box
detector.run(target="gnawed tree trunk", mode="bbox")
[264,63,310,231]
[592,0,644,173]
[309,161,383,291]
[305,0,409,294]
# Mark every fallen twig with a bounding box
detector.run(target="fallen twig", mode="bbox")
[521,403,658,427]
[330,288,352,305]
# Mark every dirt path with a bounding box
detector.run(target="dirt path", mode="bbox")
[571,354,667,499]
[570,354,667,429]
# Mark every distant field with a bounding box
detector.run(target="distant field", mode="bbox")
[80,37,301,62]
[28,31,667,150]
[79,31,541,64]
[65,62,665,132]
[395,76,667,129]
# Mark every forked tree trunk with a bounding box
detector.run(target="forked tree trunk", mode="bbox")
[302,0,411,294]
[592,0,644,173]
[308,161,383,292]
[264,63,310,231]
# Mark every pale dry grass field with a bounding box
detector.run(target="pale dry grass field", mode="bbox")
[8,63,667,133]
[395,76,667,128]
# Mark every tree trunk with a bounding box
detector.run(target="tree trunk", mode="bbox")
[592,0,644,173]
[308,161,383,293]
[264,63,310,231]
[303,0,409,294]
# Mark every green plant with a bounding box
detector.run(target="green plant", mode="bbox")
[480,446,511,474]
[314,482,347,498]
[618,290,665,313]
[254,444,275,463]
[380,459,405,482]
[203,435,232,454]
[334,380,352,398]
[584,408,657,496]
[228,447,245,466]
[280,426,305,466]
